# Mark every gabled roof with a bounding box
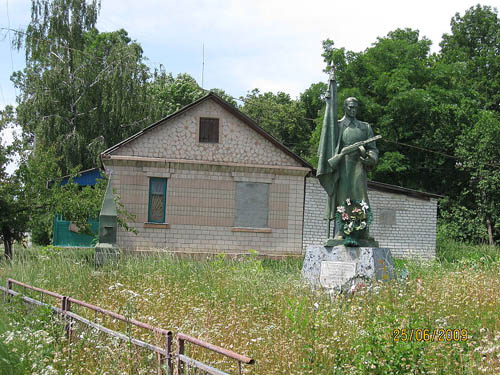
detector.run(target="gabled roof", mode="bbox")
[101,92,314,170]
[367,180,443,200]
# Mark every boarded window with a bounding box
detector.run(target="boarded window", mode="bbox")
[148,178,167,223]
[234,182,269,228]
[199,118,219,143]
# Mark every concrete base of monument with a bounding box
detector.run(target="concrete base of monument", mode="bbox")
[302,245,394,293]
[323,237,379,247]
[94,243,121,267]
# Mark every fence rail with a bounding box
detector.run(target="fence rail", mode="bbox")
[2,279,254,375]
[177,333,254,375]
[4,278,173,375]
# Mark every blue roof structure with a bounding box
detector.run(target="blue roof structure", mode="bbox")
[61,167,103,187]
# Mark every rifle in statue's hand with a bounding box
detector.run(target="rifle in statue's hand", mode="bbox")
[327,135,382,169]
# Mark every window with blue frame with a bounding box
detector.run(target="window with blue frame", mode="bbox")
[148,178,167,223]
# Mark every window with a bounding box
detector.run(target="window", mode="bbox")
[199,117,219,143]
[234,182,269,228]
[148,178,167,223]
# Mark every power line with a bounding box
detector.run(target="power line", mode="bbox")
[381,138,500,170]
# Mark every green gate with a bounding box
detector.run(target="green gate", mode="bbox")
[52,215,99,247]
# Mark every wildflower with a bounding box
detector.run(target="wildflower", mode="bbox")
[108,282,123,291]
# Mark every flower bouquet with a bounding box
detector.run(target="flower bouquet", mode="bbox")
[335,198,373,246]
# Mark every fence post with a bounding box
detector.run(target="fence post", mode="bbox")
[5,279,12,302]
[158,331,173,375]
[167,331,173,375]
[62,297,72,341]
[157,352,162,375]
[177,336,184,375]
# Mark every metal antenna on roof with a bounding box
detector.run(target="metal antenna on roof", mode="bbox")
[201,43,205,89]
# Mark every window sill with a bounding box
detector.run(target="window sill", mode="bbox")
[232,227,272,233]
[143,223,169,229]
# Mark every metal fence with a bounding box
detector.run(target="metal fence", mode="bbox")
[2,278,254,375]
[177,333,254,375]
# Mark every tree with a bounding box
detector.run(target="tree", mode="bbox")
[298,82,328,166]
[436,5,500,244]
[440,5,500,112]
[240,89,310,157]
[455,111,500,245]
[16,145,106,246]
[0,106,29,258]
[300,82,327,123]
[148,70,236,121]
[13,0,151,174]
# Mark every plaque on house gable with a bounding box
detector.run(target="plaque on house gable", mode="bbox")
[319,261,357,289]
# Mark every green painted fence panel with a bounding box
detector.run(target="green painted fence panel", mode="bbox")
[52,215,99,247]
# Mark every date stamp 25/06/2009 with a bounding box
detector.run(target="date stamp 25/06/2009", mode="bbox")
[393,328,469,342]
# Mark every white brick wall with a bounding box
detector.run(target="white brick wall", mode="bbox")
[303,177,437,259]
[113,98,302,167]
[106,159,306,255]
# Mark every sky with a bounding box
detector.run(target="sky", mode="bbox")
[0,0,493,158]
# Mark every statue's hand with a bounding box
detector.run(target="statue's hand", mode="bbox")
[340,146,351,154]
[358,145,367,158]
[328,154,343,169]
[360,155,376,167]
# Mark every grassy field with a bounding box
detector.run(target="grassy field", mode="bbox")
[0,242,499,374]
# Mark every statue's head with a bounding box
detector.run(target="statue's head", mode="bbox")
[344,97,359,119]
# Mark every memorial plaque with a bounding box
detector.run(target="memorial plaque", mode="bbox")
[379,209,397,226]
[319,261,357,288]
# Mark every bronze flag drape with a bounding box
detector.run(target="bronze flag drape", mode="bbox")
[316,72,340,220]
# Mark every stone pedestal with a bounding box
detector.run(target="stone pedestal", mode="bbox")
[94,243,121,267]
[302,245,394,292]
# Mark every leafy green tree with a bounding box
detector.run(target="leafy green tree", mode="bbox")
[148,70,236,121]
[0,107,29,258]
[437,5,500,244]
[13,0,151,173]
[455,111,500,245]
[16,145,106,245]
[440,5,500,112]
[240,89,310,157]
[298,82,328,165]
[300,82,327,123]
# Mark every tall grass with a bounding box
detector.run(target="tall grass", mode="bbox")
[0,244,499,374]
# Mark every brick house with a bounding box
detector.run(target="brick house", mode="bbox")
[100,93,439,258]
